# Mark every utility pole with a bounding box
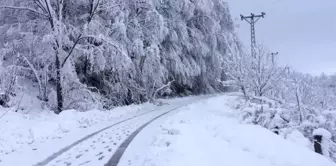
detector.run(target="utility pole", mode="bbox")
[271,52,279,64]
[240,12,266,57]
[271,52,279,56]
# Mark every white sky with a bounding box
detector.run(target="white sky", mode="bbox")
[226,0,336,75]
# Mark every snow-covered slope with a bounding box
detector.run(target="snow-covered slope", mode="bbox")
[119,95,335,166]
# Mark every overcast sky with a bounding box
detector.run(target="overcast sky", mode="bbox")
[226,0,336,75]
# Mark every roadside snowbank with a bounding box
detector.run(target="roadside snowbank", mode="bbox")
[119,95,335,166]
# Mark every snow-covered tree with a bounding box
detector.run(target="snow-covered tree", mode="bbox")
[0,0,241,112]
[222,44,287,98]
[0,0,120,112]
[245,45,287,97]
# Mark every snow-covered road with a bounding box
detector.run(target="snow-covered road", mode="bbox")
[32,95,212,166]
[44,106,179,166]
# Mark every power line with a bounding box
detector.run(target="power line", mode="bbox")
[240,12,266,57]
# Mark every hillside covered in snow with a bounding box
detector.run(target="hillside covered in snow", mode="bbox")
[0,0,240,112]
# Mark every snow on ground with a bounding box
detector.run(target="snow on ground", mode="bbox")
[0,95,211,166]
[286,130,312,149]
[119,95,335,166]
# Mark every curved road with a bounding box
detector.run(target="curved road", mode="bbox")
[34,95,212,166]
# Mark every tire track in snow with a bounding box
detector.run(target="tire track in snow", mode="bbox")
[33,108,163,166]
[104,105,183,166]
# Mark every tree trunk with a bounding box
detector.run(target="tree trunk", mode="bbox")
[241,86,248,100]
[43,69,48,102]
[295,87,302,122]
[55,52,63,114]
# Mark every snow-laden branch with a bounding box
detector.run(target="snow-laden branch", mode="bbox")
[61,34,116,67]
[18,53,43,98]
[150,80,175,103]
[33,0,48,13]
[217,79,238,87]
[0,6,48,18]
[61,34,84,67]
[61,0,104,68]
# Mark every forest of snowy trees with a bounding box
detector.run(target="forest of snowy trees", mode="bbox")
[0,0,237,113]
[0,0,336,160]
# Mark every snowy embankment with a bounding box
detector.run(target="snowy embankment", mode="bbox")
[119,95,335,166]
[0,95,208,165]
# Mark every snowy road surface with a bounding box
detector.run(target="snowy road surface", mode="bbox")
[33,95,212,166]
[117,95,335,166]
[44,105,181,166]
